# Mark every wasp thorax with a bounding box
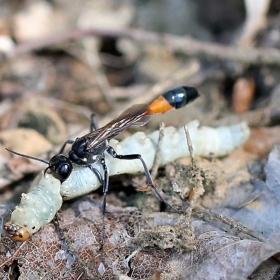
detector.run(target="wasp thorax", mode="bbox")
[4,222,31,242]
[71,138,87,157]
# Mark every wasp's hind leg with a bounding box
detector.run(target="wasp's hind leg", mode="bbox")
[90,114,99,131]
[94,154,109,248]
[106,146,181,214]
[99,156,109,215]
[90,114,108,238]
[59,114,98,154]
[59,139,74,154]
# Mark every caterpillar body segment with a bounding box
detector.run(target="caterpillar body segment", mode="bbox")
[60,121,250,200]
[4,173,62,241]
[60,163,103,199]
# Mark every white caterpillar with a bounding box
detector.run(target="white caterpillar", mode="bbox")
[4,120,250,241]
[60,120,250,199]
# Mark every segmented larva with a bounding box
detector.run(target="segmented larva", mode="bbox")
[4,120,250,241]
[4,173,62,242]
[61,120,250,199]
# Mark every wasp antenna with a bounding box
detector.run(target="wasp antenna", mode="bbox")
[5,148,49,165]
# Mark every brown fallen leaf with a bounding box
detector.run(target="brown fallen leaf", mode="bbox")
[6,157,42,175]
[243,127,280,158]
[0,128,52,156]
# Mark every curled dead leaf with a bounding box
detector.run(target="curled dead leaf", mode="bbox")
[0,128,52,156]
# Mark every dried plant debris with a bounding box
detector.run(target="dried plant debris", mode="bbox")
[200,163,258,209]
[163,160,219,203]
[1,196,279,280]
[244,126,280,158]
[137,216,196,253]
[165,163,193,200]
[205,145,280,246]
[0,128,52,156]
[18,105,68,145]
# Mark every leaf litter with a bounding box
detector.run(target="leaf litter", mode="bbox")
[1,0,280,279]
[1,145,280,280]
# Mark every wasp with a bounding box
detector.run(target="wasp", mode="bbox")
[47,86,198,212]
[5,86,198,241]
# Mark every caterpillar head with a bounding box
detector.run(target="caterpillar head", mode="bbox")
[4,222,31,242]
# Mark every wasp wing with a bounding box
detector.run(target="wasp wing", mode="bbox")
[83,104,150,150]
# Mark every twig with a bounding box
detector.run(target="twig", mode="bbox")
[212,106,280,127]
[237,0,271,48]
[184,140,204,222]
[77,272,84,280]
[183,124,203,221]
[151,122,165,180]
[29,96,93,120]
[118,61,200,106]
[184,126,194,165]
[79,40,113,106]
[8,28,280,66]
[192,207,269,244]
[0,241,26,268]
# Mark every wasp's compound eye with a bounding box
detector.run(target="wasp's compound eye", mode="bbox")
[58,163,72,181]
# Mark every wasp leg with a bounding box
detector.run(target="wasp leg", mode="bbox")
[59,114,98,154]
[59,139,74,154]
[90,113,99,131]
[106,146,181,214]
[88,165,104,186]
[97,154,109,246]
[100,155,109,215]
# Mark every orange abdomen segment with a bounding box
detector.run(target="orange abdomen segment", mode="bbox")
[148,96,174,114]
[147,86,199,115]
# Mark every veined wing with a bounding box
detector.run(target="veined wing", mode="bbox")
[83,104,150,150]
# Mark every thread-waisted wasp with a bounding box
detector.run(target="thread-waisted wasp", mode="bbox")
[5,86,199,241]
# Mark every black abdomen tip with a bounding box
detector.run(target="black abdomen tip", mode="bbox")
[181,86,199,103]
[163,86,199,109]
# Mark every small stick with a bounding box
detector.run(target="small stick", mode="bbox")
[192,207,268,243]
[183,126,204,221]
[184,126,195,165]
[9,28,280,66]
[0,242,26,268]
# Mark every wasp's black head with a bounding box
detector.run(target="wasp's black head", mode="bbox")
[46,154,73,182]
